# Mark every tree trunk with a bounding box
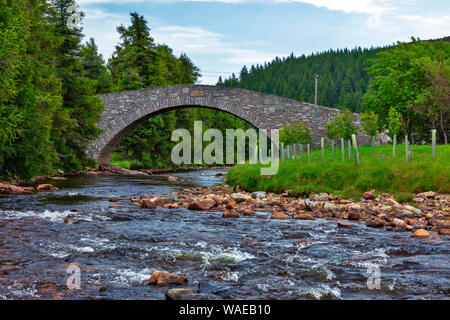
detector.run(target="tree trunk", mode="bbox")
[440,109,448,144]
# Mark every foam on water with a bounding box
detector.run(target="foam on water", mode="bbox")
[112,268,153,287]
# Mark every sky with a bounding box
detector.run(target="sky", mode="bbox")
[78,0,450,85]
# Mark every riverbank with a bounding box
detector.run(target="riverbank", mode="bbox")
[0,165,231,192]
[133,184,450,240]
[226,144,450,199]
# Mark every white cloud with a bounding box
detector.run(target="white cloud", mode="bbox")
[276,0,394,14]
[153,25,281,65]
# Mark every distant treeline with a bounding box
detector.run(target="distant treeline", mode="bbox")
[218,47,386,113]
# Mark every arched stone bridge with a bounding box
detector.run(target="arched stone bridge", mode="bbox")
[87,85,370,165]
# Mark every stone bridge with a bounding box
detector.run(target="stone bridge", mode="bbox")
[87,85,370,165]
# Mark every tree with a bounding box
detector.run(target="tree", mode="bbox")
[50,0,104,171]
[108,12,204,167]
[364,38,450,141]
[324,119,340,158]
[280,121,313,145]
[361,111,380,154]
[334,109,358,142]
[80,37,114,94]
[387,107,403,137]
[419,58,449,144]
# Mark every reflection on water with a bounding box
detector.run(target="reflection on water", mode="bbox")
[0,170,449,300]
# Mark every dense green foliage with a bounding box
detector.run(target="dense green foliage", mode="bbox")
[279,121,312,145]
[0,0,107,180]
[218,47,385,113]
[226,144,450,199]
[364,38,449,143]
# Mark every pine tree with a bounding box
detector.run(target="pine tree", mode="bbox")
[50,0,104,171]
[80,37,114,93]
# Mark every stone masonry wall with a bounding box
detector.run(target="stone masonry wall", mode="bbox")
[87,85,370,165]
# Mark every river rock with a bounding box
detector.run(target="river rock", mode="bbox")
[438,228,450,235]
[366,219,385,228]
[363,191,376,200]
[416,191,436,199]
[304,199,315,211]
[348,211,362,220]
[402,205,422,215]
[167,192,179,201]
[241,209,254,216]
[323,202,336,211]
[230,193,251,203]
[167,176,178,181]
[109,196,120,202]
[141,199,156,209]
[395,209,414,218]
[148,271,188,285]
[111,215,132,222]
[223,210,239,218]
[165,288,193,300]
[337,221,352,228]
[411,229,430,238]
[313,193,329,201]
[295,213,315,220]
[252,191,266,199]
[0,183,28,194]
[36,184,58,191]
[271,211,290,219]
[267,199,282,206]
[188,199,216,211]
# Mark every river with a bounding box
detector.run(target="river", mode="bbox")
[0,169,448,300]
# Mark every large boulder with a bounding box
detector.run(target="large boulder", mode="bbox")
[188,199,216,211]
[36,184,58,191]
[411,229,430,238]
[165,288,193,300]
[230,193,252,204]
[148,271,188,285]
[271,211,290,219]
[141,199,157,209]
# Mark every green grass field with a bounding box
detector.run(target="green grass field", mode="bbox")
[226,144,450,200]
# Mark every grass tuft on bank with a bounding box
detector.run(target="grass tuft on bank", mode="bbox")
[226,144,450,200]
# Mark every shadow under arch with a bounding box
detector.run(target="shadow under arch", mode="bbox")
[97,104,262,165]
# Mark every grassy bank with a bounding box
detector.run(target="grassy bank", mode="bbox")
[226,144,450,199]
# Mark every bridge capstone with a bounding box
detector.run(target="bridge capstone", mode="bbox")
[87,85,370,165]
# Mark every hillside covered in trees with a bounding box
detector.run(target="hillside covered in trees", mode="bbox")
[218,47,385,113]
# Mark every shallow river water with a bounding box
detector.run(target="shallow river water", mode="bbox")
[0,169,449,300]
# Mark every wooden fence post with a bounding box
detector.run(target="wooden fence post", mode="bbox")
[331,140,335,160]
[372,136,376,155]
[393,134,397,158]
[405,135,409,161]
[341,138,345,161]
[348,140,352,158]
[432,129,436,159]
[307,144,311,163]
[352,134,359,166]
[321,137,325,162]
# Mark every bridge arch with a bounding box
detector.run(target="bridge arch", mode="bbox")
[87,85,368,165]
